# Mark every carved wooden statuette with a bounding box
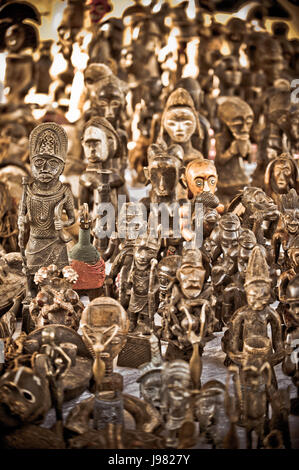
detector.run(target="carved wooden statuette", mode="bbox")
[228,187,280,247]
[79,116,126,214]
[0,1,41,104]
[222,246,284,379]
[165,248,217,362]
[143,143,184,256]
[117,235,160,368]
[180,159,223,243]
[227,336,273,449]
[160,359,191,448]
[34,326,72,437]
[221,229,256,326]
[18,122,75,299]
[81,296,129,393]
[273,189,299,270]
[157,255,182,342]
[215,97,253,206]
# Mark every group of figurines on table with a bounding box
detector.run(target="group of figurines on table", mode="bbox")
[0,0,298,451]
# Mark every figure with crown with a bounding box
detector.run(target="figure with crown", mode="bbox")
[18,122,75,299]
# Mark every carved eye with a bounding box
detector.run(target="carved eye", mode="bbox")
[48,159,59,168]
[34,158,44,167]
[21,389,36,403]
[209,177,216,185]
[195,178,203,187]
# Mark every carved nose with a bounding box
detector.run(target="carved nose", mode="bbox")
[203,180,210,192]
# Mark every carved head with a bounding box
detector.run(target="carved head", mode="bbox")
[95,81,125,127]
[185,159,218,197]
[244,246,271,310]
[160,88,203,145]
[218,97,253,140]
[82,116,120,164]
[145,143,183,198]
[133,236,160,269]
[285,275,299,324]
[81,297,129,362]
[0,366,51,428]
[138,334,163,410]
[57,2,84,54]
[177,249,206,299]
[29,123,67,185]
[215,55,242,87]
[162,359,191,415]
[280,189,299,235]
[158,255,182,299]
[265,154,299,196]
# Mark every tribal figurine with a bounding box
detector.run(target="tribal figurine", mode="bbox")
[18,122,75,299]
[222,246,284,379]
[215,97,253,206]
[165,248,217,361]
[272,189,299,269]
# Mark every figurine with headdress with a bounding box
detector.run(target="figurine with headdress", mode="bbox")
[222,246,284,375]
[18,122,75,299]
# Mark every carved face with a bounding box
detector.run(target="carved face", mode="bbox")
[140,372,162,409]
[31,155,64,184]
[134,247,157,269]
[158,272,173,297]
[0,367,51,428]
[186,160,218,196]
[221,231,239,259]
[195,391,222,433]
[4,24,25,53]
[96,86,123,126]
[164,107,197,143]
[246,281,271,311]
[149,160,178,197]
[82,126,110,163]
[283,209,299,235]
[177,264,206,299]
[222,58,242,87]
[227,112,253,140]
[163,368,190,415]
[272,160,293,191]
[81,299,129,362]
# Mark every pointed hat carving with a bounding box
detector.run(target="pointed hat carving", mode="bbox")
[244,245,271,287]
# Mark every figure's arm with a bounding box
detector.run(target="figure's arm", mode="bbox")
[230,311,245,353]
[269,309,284,354]
[62,186,76,227]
